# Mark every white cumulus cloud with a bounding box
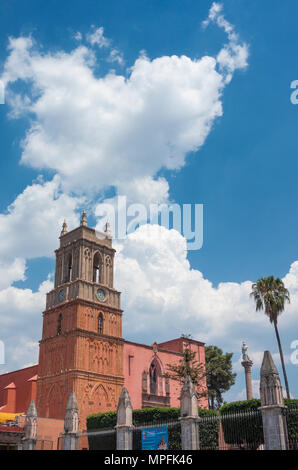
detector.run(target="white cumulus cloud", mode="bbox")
[203,2,248,82]
[115,225,298,354]
[0,258,26,289]
[0,176,82,261]
[86,26,110,48]
[0,277,53,372]
[1,4,248,204]
[115,225,260,342]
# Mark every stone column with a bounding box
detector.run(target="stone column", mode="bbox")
[259,351,288,450]
[115,387,134,450]
[242,360,254,400]
[179,376,200,450]
[22,400,38,450]
[241,341,254,400]
[61,392,80,450]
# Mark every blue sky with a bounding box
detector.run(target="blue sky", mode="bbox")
[0,0,297,403]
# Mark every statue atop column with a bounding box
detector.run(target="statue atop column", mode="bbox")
[242,341,251,362]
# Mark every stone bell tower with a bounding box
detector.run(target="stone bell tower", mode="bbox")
[36,212,124,429]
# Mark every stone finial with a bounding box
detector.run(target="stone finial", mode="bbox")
[104,221,112,239]
[80,210,88,227]
[60,220,68,236]
[259,351,288,450]
[27,400,37,417]
[260,351,284,407]
[24,400,37,440]
[179,375,198,418]
[64,392,79,434]
[117,387,133,427]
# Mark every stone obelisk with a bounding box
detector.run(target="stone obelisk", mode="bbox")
[241,341,253,400]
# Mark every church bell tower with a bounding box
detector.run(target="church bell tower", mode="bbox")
[36,212,124,428]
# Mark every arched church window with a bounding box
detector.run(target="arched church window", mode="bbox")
[150,363,157,395]
[57,313,62,335]
[93,253,101,283]
[98,313,103,334]
[67,253,72,282]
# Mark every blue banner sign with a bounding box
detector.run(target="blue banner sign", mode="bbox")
[141,426,168,450]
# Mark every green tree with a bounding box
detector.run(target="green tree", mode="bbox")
[163,336,207,400]
[205,345,236,410]
[250,276,290,399]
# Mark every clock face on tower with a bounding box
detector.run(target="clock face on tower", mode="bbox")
[97,288,105,301]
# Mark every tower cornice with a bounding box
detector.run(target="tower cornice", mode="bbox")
[46,279,122,311]
[43,297,123,316]
[59,224,113,249]
[39,328,125,345]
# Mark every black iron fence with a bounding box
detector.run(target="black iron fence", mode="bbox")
[199,409,264,450]
[74,406,297,450]
[220,409,264,450]
[84,428,117,450]
[285,404,298,450]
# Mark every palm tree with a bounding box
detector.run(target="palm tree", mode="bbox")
[250,276,291,399]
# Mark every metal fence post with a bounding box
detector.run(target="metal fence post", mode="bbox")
[61,392,80,450]
[22,400,38,450]
[115,387,134,450]
[259,351,289,450]
[179,375,200,450]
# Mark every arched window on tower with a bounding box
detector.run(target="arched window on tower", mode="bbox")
[57,313,62,335]
[93,253,101,283]
[98,313,103,334]
[67,253,72,282]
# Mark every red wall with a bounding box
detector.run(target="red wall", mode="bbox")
[0,365,38,413]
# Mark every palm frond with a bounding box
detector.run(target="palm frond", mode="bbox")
[250,275,290,323]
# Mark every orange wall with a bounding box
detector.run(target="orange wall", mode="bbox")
[36,417,64,450]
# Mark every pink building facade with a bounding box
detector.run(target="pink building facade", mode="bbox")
[0,336,208,419]
[124,337,208,410]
